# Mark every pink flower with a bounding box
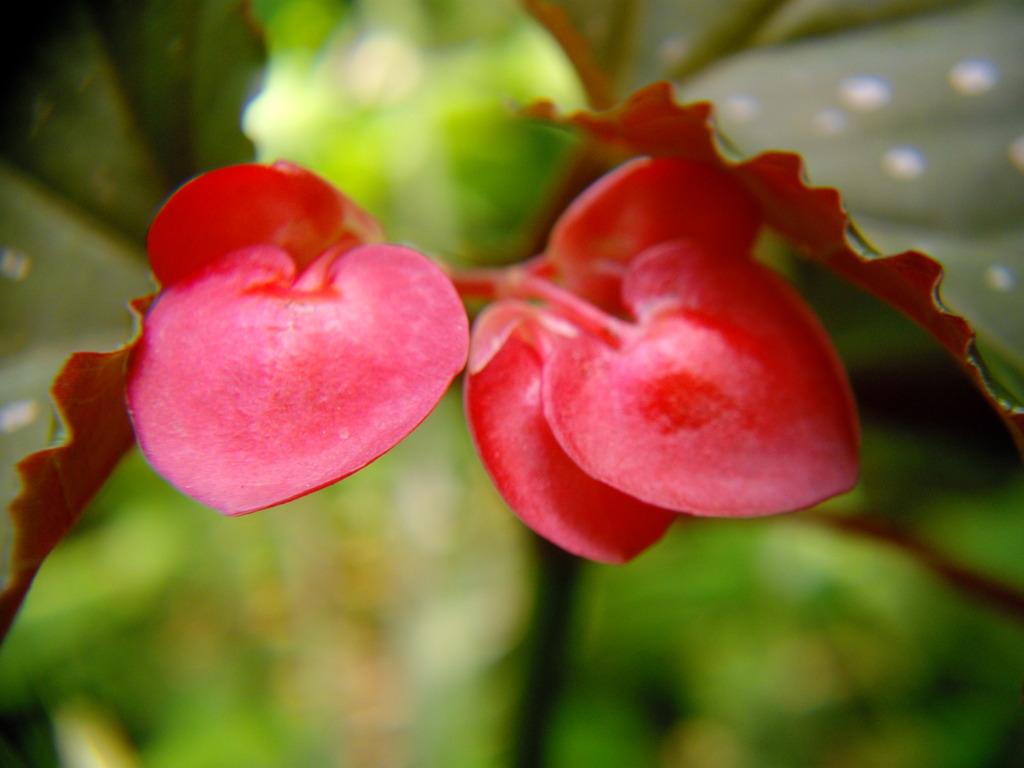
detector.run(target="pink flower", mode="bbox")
[125,156,857,560]
[127,162,469,514]
[464,158,859,563]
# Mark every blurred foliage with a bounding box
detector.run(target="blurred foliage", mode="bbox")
[2,1,1024,767]
[0,0,265,528]
[244,0,583,260]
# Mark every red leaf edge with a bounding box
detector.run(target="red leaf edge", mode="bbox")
[0,295,152,640]
[525,82,1024,456]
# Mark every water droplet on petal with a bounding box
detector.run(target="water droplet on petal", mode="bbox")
[0,399,40,434]
[721,94,762,123]
[838,75,892,111]
[882,147,928,180]
[948,57,1000,96]
[811,108,849,136]
[984,264,1017,292]
[0,247,31,281]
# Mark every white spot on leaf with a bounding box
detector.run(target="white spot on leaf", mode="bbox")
[984,264,1017,292]
[721,94,761,123]
[882,147,927,180]
[948,57,1000,96]
[1009,134,1024,173]
[659,36,689,67]
[838,75,892,111]
[811,108,848,136]
[0,399,40,434]
[0,247,31,280]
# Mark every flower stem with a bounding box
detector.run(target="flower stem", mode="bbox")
[516,273,632,349]
[511,535,582,768]
[445,261,633,349]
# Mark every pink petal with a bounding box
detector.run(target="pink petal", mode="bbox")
[542,242,859,516]
[466,303,674,563]
[546,156,762,310]
[127,243,468,514]
[147,161,384,287]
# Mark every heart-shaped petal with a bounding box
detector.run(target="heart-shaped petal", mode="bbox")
[542,241,859,516]
[465,301,675,563]
[147,161,384,287]
[127,243,468,514]
[546,156,762,310]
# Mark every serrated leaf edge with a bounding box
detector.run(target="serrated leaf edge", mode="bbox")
[0,294,152,640]
[526,81,1024,456]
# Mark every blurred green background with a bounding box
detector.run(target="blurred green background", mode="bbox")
[2,1,1024,766]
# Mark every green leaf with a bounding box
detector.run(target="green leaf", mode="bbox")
[526,0,1024,440]
[676,0,1024,374]
[0,161,150,561]
[530,0,978,96]
[0,0,265,639]
[526,84,1024,451]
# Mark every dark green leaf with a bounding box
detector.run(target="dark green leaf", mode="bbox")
[526,84,1024,451]
[677,0,1024,376]
[532,0,977,95]
[0,0,265,639]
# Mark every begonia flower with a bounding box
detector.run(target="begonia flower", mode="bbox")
[127,163,469,514]
[464,158,859,563]
[465,299,677,564]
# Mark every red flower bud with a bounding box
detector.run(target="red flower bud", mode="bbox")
[542,241,859,517]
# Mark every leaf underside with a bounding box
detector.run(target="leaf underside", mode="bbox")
[0,344,138,638]
[523,0,1024,450]
[0,0,264,639]
[524,83,1024,455]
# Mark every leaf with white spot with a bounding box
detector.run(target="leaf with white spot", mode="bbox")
[0,0,264,639]
[527,0,977,100]
[674,0,1024,384]
[526,84,1024,454]
[526,0,1024,435]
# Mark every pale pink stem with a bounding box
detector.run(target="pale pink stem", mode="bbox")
[444,261,633,349]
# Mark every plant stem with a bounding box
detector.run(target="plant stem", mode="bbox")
[445,262,633,349]
[512,535,582,768]
[520,0,617,110]
[802,512,1024,626]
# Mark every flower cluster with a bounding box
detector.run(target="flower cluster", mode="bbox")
[127,157,859,562]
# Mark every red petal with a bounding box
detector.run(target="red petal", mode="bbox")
[147,161,384,286]
[543,241,859,516]
[546,156,761,310]
[466,302,674,563]
[127,244,468,514]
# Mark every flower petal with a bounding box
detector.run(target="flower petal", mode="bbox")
[147,161,384,286]
[546,156,762,310]
[465,302,674,563]
[543,241,859,515]
[128,243,468,514]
